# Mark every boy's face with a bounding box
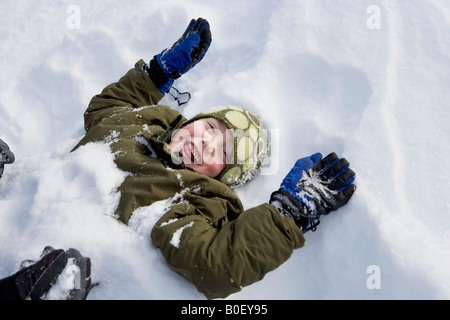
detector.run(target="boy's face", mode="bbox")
[169,118,233,178]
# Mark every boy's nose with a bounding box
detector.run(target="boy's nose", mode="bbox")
[203,132,222,158]
[202,131,214,146]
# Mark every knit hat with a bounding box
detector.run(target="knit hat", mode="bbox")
[186,106,269,187]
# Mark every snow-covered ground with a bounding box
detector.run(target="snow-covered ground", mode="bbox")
[1,0,449,300]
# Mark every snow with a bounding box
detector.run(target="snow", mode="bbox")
[1,0,449,300]
[170,221,195,249]
[45,257,81,300]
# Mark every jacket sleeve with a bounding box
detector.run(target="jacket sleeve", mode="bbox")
[83,60,164,132]
[151,196,305,299]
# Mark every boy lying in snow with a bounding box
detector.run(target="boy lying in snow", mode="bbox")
[71,18,357,299]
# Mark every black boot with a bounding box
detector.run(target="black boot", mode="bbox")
[14,248,68,300]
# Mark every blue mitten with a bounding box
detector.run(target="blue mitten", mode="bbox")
[145,18,212,93]
[270,153,356,232]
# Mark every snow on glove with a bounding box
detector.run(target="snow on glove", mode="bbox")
[270,152,356,232]
[145,18,212,93]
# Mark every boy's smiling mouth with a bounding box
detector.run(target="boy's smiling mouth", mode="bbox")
[182,140,201,164]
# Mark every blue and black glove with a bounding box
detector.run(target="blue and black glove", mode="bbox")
[270,153,356,232]
[145,18,212,93]
[0,139,15,179]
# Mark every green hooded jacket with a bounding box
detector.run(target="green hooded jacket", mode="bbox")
[72,60,305,299]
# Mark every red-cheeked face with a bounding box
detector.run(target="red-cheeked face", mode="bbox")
[168,118,233,178]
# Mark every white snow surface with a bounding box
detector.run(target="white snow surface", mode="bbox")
[1,0,450,300]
